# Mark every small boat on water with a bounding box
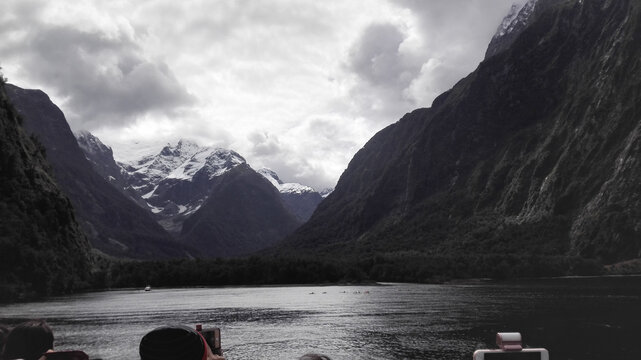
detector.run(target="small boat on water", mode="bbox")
[144,285,151,292]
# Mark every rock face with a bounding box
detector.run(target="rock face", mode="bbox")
[75,130,148,209]
[282,0,641,264]
[0,81,92,300]
[181,164,301,257]
[5,84,188,259]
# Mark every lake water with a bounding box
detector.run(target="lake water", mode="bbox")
[1,277,641,359]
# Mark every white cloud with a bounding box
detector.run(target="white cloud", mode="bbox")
[1,0,516,190]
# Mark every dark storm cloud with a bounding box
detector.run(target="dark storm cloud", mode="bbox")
[1,0,518,190]
[345,22,423,123]
[1,19,194,130]
[344,0,516,124]
[348,23,419,87]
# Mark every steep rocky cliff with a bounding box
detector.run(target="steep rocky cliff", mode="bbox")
[0,80,92,300]
[282,0,641,264]
[5,84,189,259]
[75,130,149,209]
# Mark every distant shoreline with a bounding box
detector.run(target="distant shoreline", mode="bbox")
[55,274,641,296]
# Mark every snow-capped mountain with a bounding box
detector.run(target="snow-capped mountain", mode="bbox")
[75,132,324,256]
[258,168,324,222]
[485,0,537,59]
[122,139,245,194]
[258,168,315,195]
[120,139,246,233]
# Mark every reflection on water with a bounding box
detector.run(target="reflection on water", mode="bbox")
[1,277,641,359]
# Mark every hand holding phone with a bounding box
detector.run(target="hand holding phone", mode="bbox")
[196,324,223,356]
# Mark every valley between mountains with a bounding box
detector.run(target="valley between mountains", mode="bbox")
[3,0,641,301]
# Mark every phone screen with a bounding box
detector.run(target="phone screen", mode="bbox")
[484,353,542,360]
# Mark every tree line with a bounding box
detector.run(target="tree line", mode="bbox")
[88,252,604,290]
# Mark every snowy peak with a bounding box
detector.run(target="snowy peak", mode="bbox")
[485,0,537,59]
[508,0,536,35]
[76,130,113,158]
[131,139,202,185]
[118,139,247,234]
[258,168,314,195]
[127,139,246,186]
[258,168,324,222]
[319,188,334,198]
[258,168,283,186]
[163,139,199,156]
[166,147,246,181]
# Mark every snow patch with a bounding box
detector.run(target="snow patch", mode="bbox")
[142,186,158,199]
[494,0,536,39]
[320,188,334,198]
[124,139,246,185]
[258,168,315,194]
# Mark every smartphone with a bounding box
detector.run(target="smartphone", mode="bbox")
[200,327,222,355]
[473,349,549,360]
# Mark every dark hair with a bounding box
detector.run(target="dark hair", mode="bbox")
[2,320,54,360]
[299,354,332,360]
[139,325,206,360]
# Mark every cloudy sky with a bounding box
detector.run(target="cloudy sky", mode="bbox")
[1,0,520,190]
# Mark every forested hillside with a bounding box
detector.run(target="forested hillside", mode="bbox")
[0,77,92,301]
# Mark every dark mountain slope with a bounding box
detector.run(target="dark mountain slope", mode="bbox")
[5,84,189,259]
[0,80,92,301]
[282,0,641,264]
[181,164,301,257]
[75,130,148,209]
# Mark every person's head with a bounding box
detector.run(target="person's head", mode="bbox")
[299,354,331,360]
[2,320,54,360]
[139,325,216,360]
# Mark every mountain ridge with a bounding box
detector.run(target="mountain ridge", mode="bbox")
[181,163,302,257]
[75,132,320,253]
[0,80,93,300]
[5,84,190,259]
[258,168,324,222]
[280,0,641,265]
